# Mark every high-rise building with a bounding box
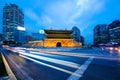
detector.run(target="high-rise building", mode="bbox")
[72,26,81,42]
[94,20,120,46]
[2,4,25,44]
[108,20,120,43]
[94,24,108,45]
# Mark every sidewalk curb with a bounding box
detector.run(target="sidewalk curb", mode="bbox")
[1,53,17,80]
[0,76,9,80]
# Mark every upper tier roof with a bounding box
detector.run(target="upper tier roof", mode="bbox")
[44,30,73,34]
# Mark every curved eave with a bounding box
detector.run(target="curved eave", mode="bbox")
[44,30,73,34]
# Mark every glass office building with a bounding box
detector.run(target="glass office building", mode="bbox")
[2,4,26,44]
[108,20,120,43]
[94,24,108,45]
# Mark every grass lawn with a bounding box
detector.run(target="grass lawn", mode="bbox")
[0,52,8,77]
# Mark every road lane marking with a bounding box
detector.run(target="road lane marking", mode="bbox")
[20,55,81,77]
[19,52,80,69]
[67,57,94,80]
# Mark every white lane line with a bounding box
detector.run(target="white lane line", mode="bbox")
[20,55,81,77]
[19,52,80,69]
[67,57,94,80]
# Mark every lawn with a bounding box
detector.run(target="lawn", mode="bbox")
[0,52,8,77]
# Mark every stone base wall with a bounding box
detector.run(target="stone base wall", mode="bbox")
[25,39,82,47]
[43,39,82,47]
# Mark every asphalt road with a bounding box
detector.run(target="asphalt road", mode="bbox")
[1,47,120,80]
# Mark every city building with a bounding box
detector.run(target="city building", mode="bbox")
[2,4,26,44]
[94,24,108,45]
[108,20,120,43]
[72,26,81,42]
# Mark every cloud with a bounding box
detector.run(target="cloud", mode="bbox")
[25,9,41,24]
[38,0,105,30]
[24,0,105,31]
[71,0,105,22]
[43,0,74,24]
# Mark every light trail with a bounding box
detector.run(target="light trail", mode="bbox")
[19,52,80,69]
[20,55,81,77]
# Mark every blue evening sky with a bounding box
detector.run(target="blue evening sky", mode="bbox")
[0,0,120,44]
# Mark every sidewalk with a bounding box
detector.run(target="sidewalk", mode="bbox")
[0,50,17,80]
[0,48,33,80]
[0,52,8,79]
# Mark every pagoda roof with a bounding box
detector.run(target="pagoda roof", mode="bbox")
[44,30,73,34]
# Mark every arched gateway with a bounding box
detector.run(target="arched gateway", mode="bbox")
[56,42,61,47]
